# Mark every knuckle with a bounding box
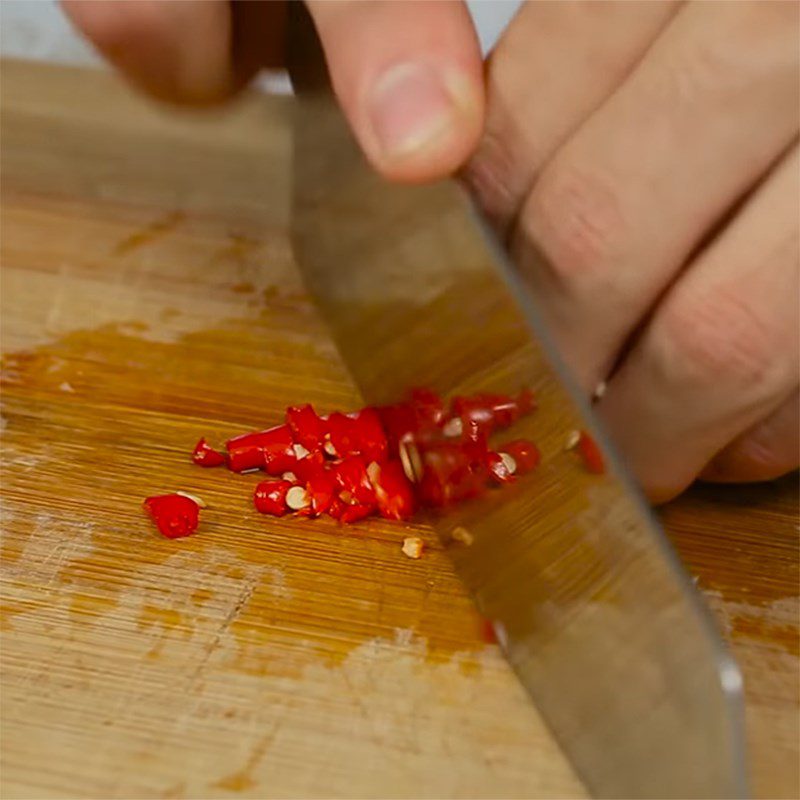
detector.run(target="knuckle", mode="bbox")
[520,160,628,289]
[463,121,528,235]
[651,286,788,390]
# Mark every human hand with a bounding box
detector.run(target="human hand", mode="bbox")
[63,0,799,502]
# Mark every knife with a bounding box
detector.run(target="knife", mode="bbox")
[286,6,747,798]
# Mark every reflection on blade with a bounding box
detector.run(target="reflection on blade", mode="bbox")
[287,6,748,798]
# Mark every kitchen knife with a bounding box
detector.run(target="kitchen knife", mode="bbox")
[287,6,748,798]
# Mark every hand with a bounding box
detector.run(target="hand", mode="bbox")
[63,0,799,502]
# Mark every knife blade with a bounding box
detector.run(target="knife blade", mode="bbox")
[286,6,748,798]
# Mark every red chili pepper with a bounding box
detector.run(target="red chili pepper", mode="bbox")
[417,442,487,507]
[577,431,605,474]
[327,496,346,520]
[333,456,376,505]
[339,503,375,524]
[499,439,541,474]
[292,449,326,482]
[451,392,526,439]
[367,460,415,521]
[376,403,419,454]
[253,480,291,516]
[352,407,388,462]
[191,438,226,468]
[409,387,446,427]
[325,412,360,458]
[226,425,295,474]
[286,404,327,452]
[306,471,336,517]
[143,493,200,539]
[486,451,515,484]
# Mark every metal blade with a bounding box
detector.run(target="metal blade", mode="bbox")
[287,6,748,798]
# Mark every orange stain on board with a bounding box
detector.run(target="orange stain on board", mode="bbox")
[112,211,185,256]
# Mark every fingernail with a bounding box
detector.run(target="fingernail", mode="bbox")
[368,62,464,162]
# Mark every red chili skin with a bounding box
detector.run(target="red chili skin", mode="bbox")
[486,451,515,484]
[578,431,605,474]
[352,407,388,462]
[144,494,199,539]
[293,449,326,482]
[326,410,388,462]
[327,496,346,520]
[191,438,226,468]
[499,439,541,474]
[451,393,525,439]
[339,503,375,524]
[253,480,291,516]
[226,425,295,473]
[369,460,415,520]
[418,442,488,507]
[376,403,419,455]
[325,412,360,458]
[409,387,446,427]
[307,472,336,517]
[333,456,377,505]
[286,404,327,452]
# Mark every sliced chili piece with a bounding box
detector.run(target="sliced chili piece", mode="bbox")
[516,387,537,415]
[339,503,375,524]
[291,449,325,483]
[286,404,327,452]
[577,431,605,474]
[352,407,388,462]
[409,387,446,427]
[333,456,377,505]
[144,493,200,539]
[254,480,291,516]
[486,451,515,484]
[327,496,346,520]
[417,441,487,507]
[499,439,541,474]
[325,412,360,458]
[191,438,226,468]
[306,471,336,517]
[226,425,294,473]
[367,460,415,521]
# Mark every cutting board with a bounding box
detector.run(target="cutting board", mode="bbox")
[1,60,797,800]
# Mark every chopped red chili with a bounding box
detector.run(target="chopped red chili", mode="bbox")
[486,451,515,484]
[368,459,415,521]
[286,404,327,452]
[306,471,336,517]
[254,480,291,516]
[191,438,226,468]
[499,439,541,474]
[226,425,295,473]
[164,385,541,538]
[339,502,375,524]
[333,456,377,506]
[144,493,200,538]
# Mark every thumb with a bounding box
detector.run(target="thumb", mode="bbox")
[306,0,485,183]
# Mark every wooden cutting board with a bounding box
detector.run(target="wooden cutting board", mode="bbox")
[1,59,797,800]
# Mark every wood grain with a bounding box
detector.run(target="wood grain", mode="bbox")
[0,60,797,799]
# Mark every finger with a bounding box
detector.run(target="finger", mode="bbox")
[700,391,799,483]
[61,0,285,105]
[513,0,800,390]
[306,0,483,183]
[464,0,678,234]
[599,145,799,503]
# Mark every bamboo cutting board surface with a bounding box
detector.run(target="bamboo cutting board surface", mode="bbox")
[1,60,797,800]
